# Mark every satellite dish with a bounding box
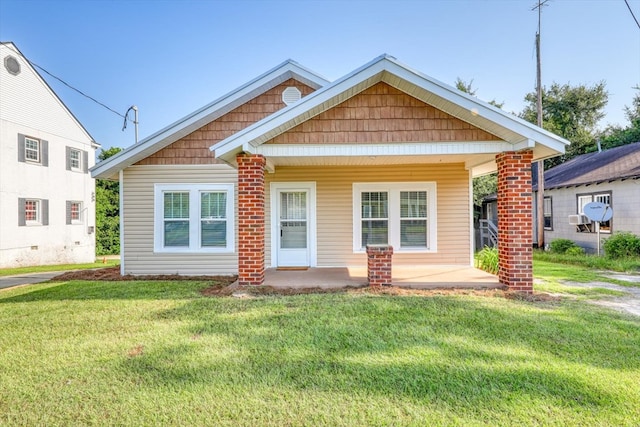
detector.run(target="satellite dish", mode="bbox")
[583,202,613,222]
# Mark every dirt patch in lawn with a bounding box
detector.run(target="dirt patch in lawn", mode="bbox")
[51,266,237,286]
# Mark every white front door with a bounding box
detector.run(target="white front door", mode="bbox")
[272,183,316,267]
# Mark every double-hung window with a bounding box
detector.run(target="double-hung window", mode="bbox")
[353,183,437,252]
[543,196,553,230]
[25,199,40,224]
[69,149,82,171]
[25,138,40,162]
[18,198,48,226]
[154,184,234,252]
[66,201,83,224]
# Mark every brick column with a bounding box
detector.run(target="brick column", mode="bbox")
[237,153,266,286]
[496,150,534,293]
[366,245,393,287]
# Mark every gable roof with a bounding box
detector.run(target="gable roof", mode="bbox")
[540,142,640,190]
[92,60,330,179]
[211,54,569,168]
[0,41,97,146]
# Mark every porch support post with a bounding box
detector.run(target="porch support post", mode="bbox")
[237,153,266,286]
[367,244,393,287]
[496,150,534,293]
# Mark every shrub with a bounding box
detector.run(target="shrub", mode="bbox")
[603,232,640,259]
[565,246,585,256]
[475,246,499,275]
[549,239,578,254]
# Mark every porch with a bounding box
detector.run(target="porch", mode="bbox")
[264,265,500,289]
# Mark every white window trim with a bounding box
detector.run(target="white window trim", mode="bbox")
[154,183,235,253]
[25,137,40,163]
[353,182,437,253]
[70,148,82,172]
[25,199,41,225]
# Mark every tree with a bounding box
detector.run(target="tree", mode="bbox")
[454,78,501,208]
[599,87,640,149]
[521,81,608,166]
[95,147,122,255]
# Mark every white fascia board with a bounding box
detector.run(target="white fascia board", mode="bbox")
[254,142,518,157]
[381,56,570,151]
[212,55,393,159]
[92,60,329,179]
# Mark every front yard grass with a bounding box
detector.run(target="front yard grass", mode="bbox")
[0,259,120,277]
[1,278,639,426]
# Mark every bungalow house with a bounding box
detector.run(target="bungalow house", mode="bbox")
[533,142,640,253]
[0,42,98,268]
[92,55,569,292]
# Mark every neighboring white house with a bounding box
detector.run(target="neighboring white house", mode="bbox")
[0,42,99,267]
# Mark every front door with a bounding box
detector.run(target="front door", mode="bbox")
[277,190,309,267]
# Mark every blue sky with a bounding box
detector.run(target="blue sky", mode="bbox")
[1,0,639,152]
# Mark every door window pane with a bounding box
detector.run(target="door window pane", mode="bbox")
[280,192,307,249]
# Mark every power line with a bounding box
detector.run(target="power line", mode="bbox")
[624,0,640,30]
[1,42,128,120]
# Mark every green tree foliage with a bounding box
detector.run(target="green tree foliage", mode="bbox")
[600,87,640,149]
[95,147,122,255]
[521,82,608,167]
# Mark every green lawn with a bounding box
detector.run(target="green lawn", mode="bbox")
[0,259,120,277]
[1,277,638,426]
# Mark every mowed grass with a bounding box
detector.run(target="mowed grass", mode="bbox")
[0,259,120,277]
[1,280,639,426]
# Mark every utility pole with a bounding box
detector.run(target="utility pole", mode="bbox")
[532,0,548,249]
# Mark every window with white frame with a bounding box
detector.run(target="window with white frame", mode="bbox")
[543,196,552,230]
[353,183,437,252]
[25,199,40,224]
[577,192,612,233]
[69,148,82,171]
[67,201,82,224]
[154,184,234,252]
[25,138,40,162]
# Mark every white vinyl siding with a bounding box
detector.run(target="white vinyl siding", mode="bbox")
[353,183,436,252]
[122,165,237,275]
[154,183,234,253]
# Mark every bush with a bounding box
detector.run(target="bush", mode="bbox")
[475,246,499,275]
[565,246,585,256]
[549,239,578,254]
[603,232,640,259]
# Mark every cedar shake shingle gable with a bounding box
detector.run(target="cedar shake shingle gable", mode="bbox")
[540,142,640,190]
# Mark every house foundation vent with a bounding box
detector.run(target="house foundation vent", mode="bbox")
[282,87,301,105]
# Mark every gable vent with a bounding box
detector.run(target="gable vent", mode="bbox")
[4,55,20,76]
[282,87,302,105]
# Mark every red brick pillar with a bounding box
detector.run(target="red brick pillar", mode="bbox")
[366,245,393,287]
[496,150,534,293]
[237,153,266,286]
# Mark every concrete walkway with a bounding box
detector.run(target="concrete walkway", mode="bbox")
[563,274,640,317]
[0,271,67,290]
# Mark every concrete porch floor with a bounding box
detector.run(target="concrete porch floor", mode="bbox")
[264,266,501,289]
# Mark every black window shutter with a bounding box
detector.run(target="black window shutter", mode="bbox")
[42,199,49,226]
[66,146,71,170]
[18,198,26,226]
[18,134,26,163]
[41,140,49,167]
[83,150,88,173]
[66,201,72,224]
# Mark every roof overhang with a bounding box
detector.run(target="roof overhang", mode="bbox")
[91,60,330,180]
[211,55,569,176]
